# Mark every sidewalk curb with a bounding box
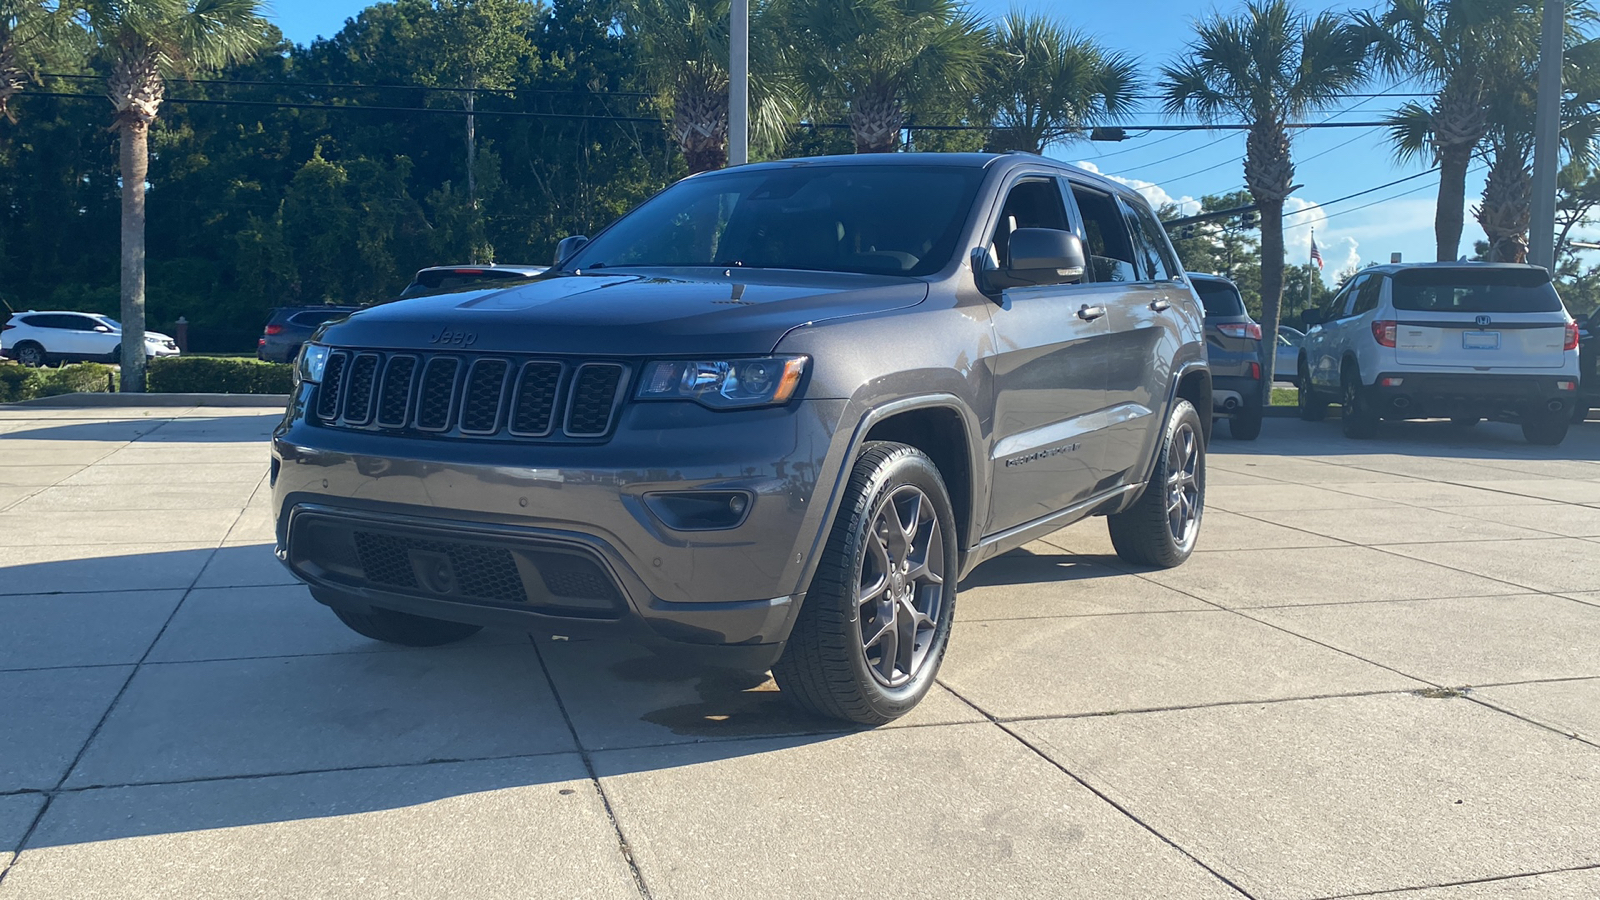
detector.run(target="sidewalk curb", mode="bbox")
[5,392,290,408]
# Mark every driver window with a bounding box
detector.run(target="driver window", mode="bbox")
[988,178,1070,269]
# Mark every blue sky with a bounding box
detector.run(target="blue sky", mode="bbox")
[265,0,1485,283]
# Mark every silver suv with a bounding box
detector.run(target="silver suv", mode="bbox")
[1298,263,1581,444]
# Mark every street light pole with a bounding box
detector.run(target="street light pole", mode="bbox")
[1528,0,1564,270]
[729,0,749,166]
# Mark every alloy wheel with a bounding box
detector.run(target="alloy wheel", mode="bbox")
[18,345,43,367]
[1165,421,1202,548]
[858,484,945,688]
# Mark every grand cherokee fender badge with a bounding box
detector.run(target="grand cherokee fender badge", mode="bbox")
[428,328,478,346]
[1005,442,1080,467]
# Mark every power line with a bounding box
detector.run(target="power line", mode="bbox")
[1118,133,1237,174]
[1285,168,1440,219]
[41,70,658,98]
[1318,165,1485,223]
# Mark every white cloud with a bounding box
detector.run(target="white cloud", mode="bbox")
[1073,161,1201,217]
[1283,194,1361,282]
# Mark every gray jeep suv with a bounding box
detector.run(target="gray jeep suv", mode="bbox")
[272,153,1212,724]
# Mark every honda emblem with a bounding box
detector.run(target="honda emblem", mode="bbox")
[1475,315,1492,327]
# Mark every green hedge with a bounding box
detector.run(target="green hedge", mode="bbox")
[0,363,117,402]
[146,357,293,394]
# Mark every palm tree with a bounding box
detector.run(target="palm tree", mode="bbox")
[1161,0,1369,391]
[787,0,986,153]
[1472,34,1600,262]
[982,10,1139,154]
[2,0,75,122]
[622,0,795,173]
[1359,0,1541,261]
[76,0,268,391]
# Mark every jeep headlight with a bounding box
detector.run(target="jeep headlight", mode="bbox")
[296,342,331,385]
[637,356,807,409]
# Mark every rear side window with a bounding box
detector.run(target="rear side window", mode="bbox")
[403,269,537,298]
[1352,277,1382,315]
[1070,185,1139,283]
[290,310,350,327]
[1391,268,1563,313]
[1120,197,1177,282]
[1192,280,1246,317]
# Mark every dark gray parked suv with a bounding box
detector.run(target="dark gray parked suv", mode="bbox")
[272,153,1212,724]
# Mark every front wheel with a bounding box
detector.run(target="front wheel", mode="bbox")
[1108,399,1205,568]
[773,442,957,726]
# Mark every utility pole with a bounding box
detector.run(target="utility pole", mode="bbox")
[1529,0,1564,270]
[729,0,749,166]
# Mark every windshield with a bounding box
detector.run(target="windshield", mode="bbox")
[1391,268,1563,314]
[563,165,986,277]
[1192,280,1246,317]
[93,316,121,331]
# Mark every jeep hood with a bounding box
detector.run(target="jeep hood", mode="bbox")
[317,269,929,355]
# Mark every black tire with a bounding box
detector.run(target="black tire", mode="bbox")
[1522,410,1570,446]
[14,342,45,368]
[1228,399,1263,440]
[329,604,483,647]
[1450,415,1481,427]
[1340,366,1379,439]
[1297,361,1327,422]
[1108,399,1205,568]
[772,442,957,726]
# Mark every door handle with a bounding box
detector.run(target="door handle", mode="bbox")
[1077,305,1107,321]
[1151,299,1171,312]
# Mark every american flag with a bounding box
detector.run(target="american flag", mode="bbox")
[1310,234,1324,269]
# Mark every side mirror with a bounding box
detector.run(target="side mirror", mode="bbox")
[94,325,112,333]
[1301,307,1325,327]
[1006,229,1087,286]
[554,235,589,266]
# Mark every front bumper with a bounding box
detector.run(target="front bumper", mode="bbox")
[1367,371,1577,419]
[272,391,852,664]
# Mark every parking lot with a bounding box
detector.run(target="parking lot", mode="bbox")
[0,402,1597,899]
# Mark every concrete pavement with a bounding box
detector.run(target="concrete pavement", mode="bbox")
[1,403,1597,898]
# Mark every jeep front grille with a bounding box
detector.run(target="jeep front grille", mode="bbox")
[313,350,628,441]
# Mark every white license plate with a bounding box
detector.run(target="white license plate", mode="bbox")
[1462,331,1501,350]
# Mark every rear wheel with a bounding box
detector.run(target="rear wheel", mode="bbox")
[1522,410,1570,446]
[1109,399,1205,568]
[1228,399,1263,440]
[773,442,957,725]
[14,342,45,367]
[328,603,483,647]
[1341,367,1379,439]
[1297,361,1327,422]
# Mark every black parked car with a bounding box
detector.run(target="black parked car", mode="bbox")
[1190,273,1266,440]
[272,153,1212,724]
[258,307,361,364]
[1577,308,1598,422]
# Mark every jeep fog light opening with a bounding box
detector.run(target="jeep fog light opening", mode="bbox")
[637,356,807,409]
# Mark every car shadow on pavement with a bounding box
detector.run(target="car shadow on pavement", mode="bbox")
[958,548,1131,587]
[1226,416,1600,461]
[0,542,976,850]
[0,415,281,444]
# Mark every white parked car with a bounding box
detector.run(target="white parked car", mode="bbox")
[1297,263,1581,445]
[1,311,180,367]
